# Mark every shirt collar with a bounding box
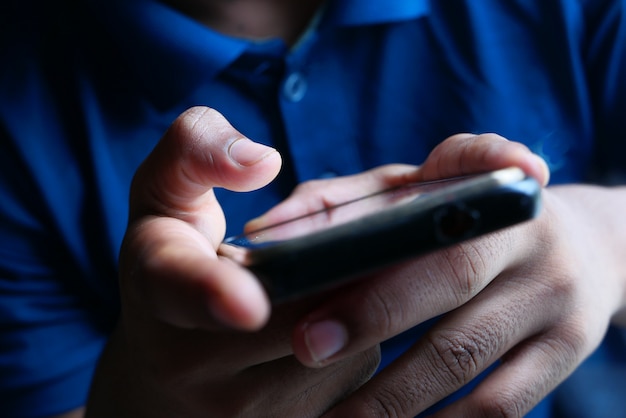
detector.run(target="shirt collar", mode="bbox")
[89,0,430,107]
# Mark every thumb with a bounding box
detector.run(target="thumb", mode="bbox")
[121,107,281,330]
[130,106,282,224]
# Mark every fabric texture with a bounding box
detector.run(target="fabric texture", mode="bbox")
[1,0,625,416]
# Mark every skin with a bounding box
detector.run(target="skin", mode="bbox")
[85,107,381,417]
[82,106,626,417]
[50,1,626,417]
[262,138,626,416]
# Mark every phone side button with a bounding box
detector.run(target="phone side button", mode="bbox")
[434,204,480,243]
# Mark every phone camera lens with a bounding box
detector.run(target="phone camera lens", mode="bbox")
[435,204,480,242]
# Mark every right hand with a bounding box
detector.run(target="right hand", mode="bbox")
[85,107,380,418]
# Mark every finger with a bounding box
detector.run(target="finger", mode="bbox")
[291,225,528,367]
[244,164,418,232]
[429,323,601,418]
[246,133,549,233]
[416,133,550,186]
[164,347,379,418]
[290,135,549,365]
[151,342,380,417]
[230,348,381,418]
[321,269,583,417]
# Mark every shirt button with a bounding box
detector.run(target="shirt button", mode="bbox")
[283,72,307,102]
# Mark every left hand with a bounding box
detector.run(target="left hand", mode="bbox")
[249,133,626,417]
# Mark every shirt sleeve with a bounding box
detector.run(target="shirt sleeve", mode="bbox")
[0,126,112,417]
[0,9,118,412]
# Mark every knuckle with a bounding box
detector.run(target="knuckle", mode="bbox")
[540,320,591,370]
[425,327,487,387]
[362,286,406,338]
[473,393,524,418]
[357,385,417,418]
[562,319,595,358]
[164,109,215,178]
[437,241,490,301]
[170,107,212,144]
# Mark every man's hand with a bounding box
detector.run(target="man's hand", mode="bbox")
[86,107,379,417]
[252,133,626,417]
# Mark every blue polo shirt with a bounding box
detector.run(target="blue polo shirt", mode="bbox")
[1,0,626,416]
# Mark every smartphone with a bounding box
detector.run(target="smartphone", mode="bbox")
[218,167,541,303]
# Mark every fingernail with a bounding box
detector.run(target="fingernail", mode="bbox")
[304,320,348,365]
[228,138,277,167]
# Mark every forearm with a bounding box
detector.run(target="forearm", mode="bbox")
[548,184,626,326]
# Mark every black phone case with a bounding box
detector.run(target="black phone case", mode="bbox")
[224,174,541,302]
